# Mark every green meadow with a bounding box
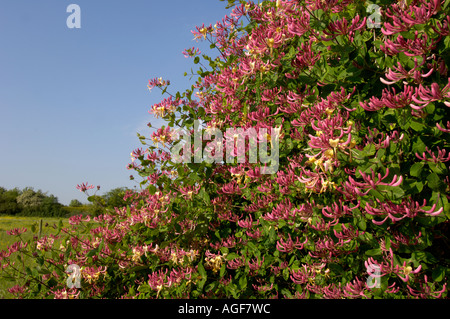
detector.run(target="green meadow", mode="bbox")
[0,216,69,298]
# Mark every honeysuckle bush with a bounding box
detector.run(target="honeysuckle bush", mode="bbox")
[1,0,450,299]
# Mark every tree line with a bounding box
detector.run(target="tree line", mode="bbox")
[0,186,132,217]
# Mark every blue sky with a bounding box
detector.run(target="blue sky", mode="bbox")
[0,0,231,205]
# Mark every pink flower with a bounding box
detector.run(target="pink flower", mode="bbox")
[51,288,80,299]
[343,277,368,299]
[247,106,279,122]
[147,77,170,92]
[436,121,450,133]
[380,58,433,85]
[276,234,307,253]
[333,224,360,243]
[308,217,337,232]
[219,178,249,195]
[237,214,257,228]
[365,197,443,225]
[432,15,450,36]
[149,97,182,118]
[150,126,174,148]
[407,275,447,298]
[252,280,274,293]
[7,284,28,297]
[178,184,201,200]
[308,236,350,261]
[365,248,421,283]
[227,257,245,270]
[256,181,273,193]
[380,31,439,57]
[341,168,402,199]
[322,15,366,42]
[76,182,94,192]
[360,84,415,111]
[323,283,343,299]
[411,80,450,108]
[68,214,91,225]
[286,10,310,36]
[290,264,315,285]
[248,256,264,274]
[191,23,213,41]
[382,0,440,36]
[182,46,201,58]
[291,39,321,70]
[2,241,28,258]
[130,147,148,163]
[322,200,360,220]
[263,198,294,222]
[415,146,450,163]
[246,228,263,240]
[305,0,353,13]
[6,227,27,236]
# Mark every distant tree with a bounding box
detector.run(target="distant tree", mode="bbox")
[69,199,83,207]
[40,195,64,217]
[86,194,106,216]
[103,187,131,208]
[0,187,21,215]
[8,187,65,217]
[83,188,132,216]
[16,187,45,208]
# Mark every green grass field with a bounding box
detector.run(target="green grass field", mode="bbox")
[0,216,69,299]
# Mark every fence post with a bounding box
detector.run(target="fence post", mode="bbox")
[38,218,43,238]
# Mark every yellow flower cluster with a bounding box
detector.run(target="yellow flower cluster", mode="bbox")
[170,249,199,266]
[205,254,226,273]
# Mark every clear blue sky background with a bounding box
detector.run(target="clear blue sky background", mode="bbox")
[0,0,231,205]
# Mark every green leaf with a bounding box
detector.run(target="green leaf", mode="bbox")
[200,187,210,203]
[384,237,391,251]
[226,283,239,298]
[197,261,207,279]
[410,120,426,132]
[411,136,427,154]
[219,263,226,278]
[328,263,344,275]
[281,288,293,298]
[415,181,424,193]
[239,275,247,290]
[365,248,382,256]
[410,162,424,177]
[226,253,239,261]
[427,173,444,191]
[86,248,98,258]
[432,266,446,282]
[377,185,405,200]
[413,251,438,264]
[368,189,385,201]
[428,162,448,175]
[194,56,200,64]
[36,267,51,275]
[246,241,258,254]
[403,178,424,195]
[357,217,367,231]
